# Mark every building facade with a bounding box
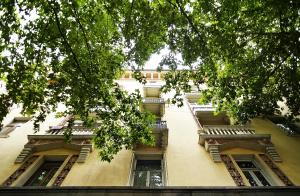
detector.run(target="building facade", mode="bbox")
[0,71,300,195]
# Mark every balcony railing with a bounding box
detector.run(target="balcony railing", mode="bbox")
[150,121,167,130]
[198,125,270,147]
[201,125,255,135]
[189,103,215,114]
[143,98,165,104]
[47,125,94,135]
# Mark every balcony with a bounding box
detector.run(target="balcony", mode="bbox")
[15,121,94,164]
[198,125,281,163]
[142,98,165,116]
[196,112,230,127]
[48,120,96,135]
[135,121,168,150]
[143,84,162,98]
[185,92,200,103]
[150,120,168,131]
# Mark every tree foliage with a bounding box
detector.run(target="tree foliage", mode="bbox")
[1,0,299,160]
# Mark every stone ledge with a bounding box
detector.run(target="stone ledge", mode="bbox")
[0,186,300,196]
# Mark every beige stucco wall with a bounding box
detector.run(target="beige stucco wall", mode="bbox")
[165,103,235,186]
[62,149,133,186]
[1,80,300,187]
[251,118,300,185]
[0,107,63,185]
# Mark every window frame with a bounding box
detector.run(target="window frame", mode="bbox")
[11,155,71,187]
[24,160,64,186]
[130,153,166,187]
[0,117,31,137]
[233,155,274,187]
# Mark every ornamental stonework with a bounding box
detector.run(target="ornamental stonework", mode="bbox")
[221,154,245,186]
[15,137,92,164]
[259,154,294,186]
[53,155,78,186]
[2,155,39,186]
[200,129,282,162]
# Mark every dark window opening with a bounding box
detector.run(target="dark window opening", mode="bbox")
[24,161,63,186]
[133,160,163,187]
[268,116,300,136]
[236,160,271,186]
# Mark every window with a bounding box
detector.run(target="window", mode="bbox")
[267,115,300,136]
[24,160,63,186]
[132,155,165,187]
[235,156,271,186]
[133,160,164,187]
[145,73,151,79]
[0,117,31,137]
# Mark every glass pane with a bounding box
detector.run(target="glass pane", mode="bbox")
[150,171,163,187]
[24,161,63,186]
[236,161,257,169]
[254,171,271,186]
[133,171,147,187]
[243,171,258,186]
[136,160,161,171]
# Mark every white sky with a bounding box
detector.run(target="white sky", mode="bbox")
[144,47,190,70]
[144,48,169,70]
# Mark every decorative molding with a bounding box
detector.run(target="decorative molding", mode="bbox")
[208,145,221,162]
[53,155,78,186]
[221,155,245,186]
[2,155,39,186]
[265,146,282,162]
[199,126,282,163]
[77,148,91,163]
[161,128,169,150]
[259,154,294,186]
[15,147,33,163]
[15,135,93,164]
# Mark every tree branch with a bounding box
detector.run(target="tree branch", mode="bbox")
[50,2,90,83]
[70,1,93,62]
[263,55,290,84]
[166,0,211,61]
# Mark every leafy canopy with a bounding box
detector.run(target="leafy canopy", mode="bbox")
[1,0,299,160]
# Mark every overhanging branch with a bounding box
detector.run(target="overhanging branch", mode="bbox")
[70,1,93,63]
[50,1,90,83]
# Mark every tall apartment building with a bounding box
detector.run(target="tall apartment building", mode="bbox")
[0,70,300,195]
